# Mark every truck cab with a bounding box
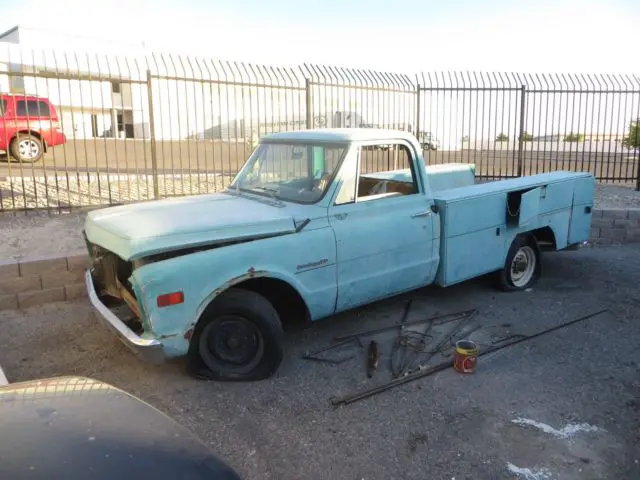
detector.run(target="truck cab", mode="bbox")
[83,128,594,381]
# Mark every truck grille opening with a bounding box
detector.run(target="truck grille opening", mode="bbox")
[85,236,143,335]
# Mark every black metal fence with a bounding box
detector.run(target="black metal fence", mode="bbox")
[0,44,638,211]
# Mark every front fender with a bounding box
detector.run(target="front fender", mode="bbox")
[130,226,337,357]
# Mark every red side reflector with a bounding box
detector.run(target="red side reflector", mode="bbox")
[157,291,184,308]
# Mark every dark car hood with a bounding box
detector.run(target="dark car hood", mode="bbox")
[0,376,241,479]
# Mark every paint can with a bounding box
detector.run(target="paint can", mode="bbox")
[453,339,479,374]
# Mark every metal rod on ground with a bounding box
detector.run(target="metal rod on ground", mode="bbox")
[396,313,474,378]
[301,336,363,364]
[301,355,354,365]
[332,309,477,343]
[331,309,609,406]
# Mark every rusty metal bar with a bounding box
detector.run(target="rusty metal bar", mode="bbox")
[308,80,414,95]
[305,78,312,129]
[150,73,305,91]
[517,85,526,177]
[3,70,146,84]
[146,70,159,199]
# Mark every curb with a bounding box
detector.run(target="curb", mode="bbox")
[0,207,638,312]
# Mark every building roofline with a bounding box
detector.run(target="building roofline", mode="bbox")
[0,25,19,41]
[262,128,418,142]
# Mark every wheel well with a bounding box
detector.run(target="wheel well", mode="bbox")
[13,130,46,150]
[227,277,310,331]
[14,130,43,141]
[529,226,557,251]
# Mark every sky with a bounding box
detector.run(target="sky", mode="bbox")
[0,0,639,75]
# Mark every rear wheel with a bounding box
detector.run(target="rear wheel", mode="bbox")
[497,234,541,291]
[10,134,43,163]
[188,288,284,381]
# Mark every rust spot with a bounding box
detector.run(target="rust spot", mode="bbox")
[184,328,194,341]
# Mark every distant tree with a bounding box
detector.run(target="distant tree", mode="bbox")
[563,132,584,142]
[495,133,509,141]
[622,118,640,149]
[462,135,470,142]
[518,132,534,141]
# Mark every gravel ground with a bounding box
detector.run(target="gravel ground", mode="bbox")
[1,180,638,261]
[1,244,639,480]
[0,173,235,211]
[595,183,640,209]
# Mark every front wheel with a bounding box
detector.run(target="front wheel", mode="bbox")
[188,288,284,381]
[497,235,541,291]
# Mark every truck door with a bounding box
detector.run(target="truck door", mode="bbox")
[328,140,438,312]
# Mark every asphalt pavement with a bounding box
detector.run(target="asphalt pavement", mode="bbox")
[1,244,639,480]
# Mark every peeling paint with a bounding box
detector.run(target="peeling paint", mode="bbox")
[184,328,194,341]
[211,270,268,298]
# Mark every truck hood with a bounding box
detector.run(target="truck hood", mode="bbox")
[84,192,298,261]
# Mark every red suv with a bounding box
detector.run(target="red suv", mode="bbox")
[0,94,66,163]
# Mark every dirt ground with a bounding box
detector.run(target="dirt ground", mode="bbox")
[1,244,639,480]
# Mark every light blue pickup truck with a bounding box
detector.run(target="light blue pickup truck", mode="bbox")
[84,128,595,381]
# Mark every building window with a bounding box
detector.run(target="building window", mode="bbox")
[111,81,121,94]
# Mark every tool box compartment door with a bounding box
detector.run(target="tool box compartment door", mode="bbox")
[507,186,542,228]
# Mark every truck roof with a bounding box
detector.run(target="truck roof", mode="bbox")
[262,128,418,143]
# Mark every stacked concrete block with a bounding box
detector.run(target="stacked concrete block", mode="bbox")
[590,208,640,245]
[0,252,90,311]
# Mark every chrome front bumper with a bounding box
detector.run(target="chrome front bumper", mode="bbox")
[85,270,165,365]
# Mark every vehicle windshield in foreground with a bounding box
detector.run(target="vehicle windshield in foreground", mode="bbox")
[229,141,348,204]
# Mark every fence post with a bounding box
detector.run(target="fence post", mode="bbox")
[146,69,159,199]
[415,84,421,140]
[636,144,640,191]
[517,84,526,177]
[305,78,313,129]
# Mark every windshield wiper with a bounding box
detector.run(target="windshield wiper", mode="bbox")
[252,186,280,200]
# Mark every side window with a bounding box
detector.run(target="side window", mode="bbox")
[0,99,6,116]
[16,100,51,117]
[356,143,418,201]
[37,101,51,117]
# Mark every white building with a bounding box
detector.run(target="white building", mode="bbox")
[0,25,403,143]
[0,25,149,140]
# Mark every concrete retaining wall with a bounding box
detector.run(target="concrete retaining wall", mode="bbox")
[0,252,89,311]
[590,208,640,244]
[0,208,638,312]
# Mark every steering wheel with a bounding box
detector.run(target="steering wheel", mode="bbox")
[313,173,332,191]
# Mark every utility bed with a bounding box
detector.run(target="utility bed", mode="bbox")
[433,171,595,286]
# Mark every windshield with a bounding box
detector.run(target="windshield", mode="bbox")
[229,141,348,204]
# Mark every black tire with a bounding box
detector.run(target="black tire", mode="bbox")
[188,288,284,382]
[496,234,541,292]
[10,134,43,163]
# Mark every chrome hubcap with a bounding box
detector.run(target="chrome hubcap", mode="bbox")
[510,246,536,287]
[18,139,40,159]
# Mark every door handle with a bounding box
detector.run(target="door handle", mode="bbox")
[411,210,433,218]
